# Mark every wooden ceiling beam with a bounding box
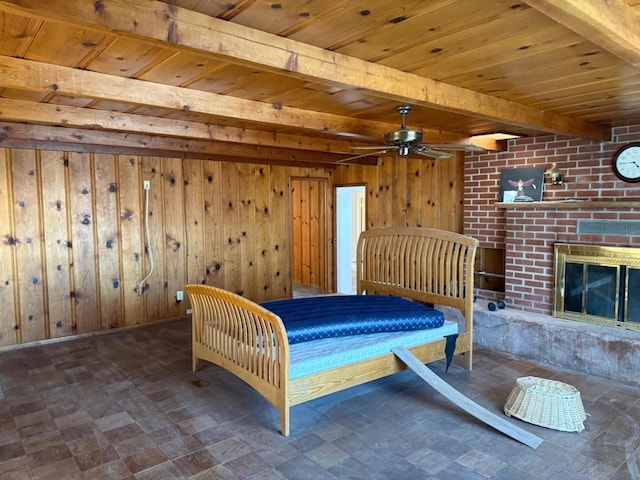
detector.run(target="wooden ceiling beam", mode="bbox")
[0,98,359,154]
[0,121,359,166]
[0,55,468,147]
[0,0,610,141]
[526,0,640,68]
[0,55,404,142]
[0,137,354,167]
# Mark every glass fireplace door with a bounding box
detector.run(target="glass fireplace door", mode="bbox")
[553,244,640,330]
[563,263,619,321]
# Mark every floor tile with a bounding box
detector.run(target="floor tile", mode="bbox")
[0,319,637,479]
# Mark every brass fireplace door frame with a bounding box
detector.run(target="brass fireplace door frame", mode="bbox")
[553,243,640,331]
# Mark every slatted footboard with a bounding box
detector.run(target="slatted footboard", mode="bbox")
[185,284,292,435]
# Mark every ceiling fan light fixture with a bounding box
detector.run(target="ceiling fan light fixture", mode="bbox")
[397,145,411,157]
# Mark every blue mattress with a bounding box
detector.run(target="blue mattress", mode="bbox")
[260,295,445,344]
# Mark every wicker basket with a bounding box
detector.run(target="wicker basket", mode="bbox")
[504,376,586,432]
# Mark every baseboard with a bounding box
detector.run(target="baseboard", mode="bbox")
[0,316,188,353]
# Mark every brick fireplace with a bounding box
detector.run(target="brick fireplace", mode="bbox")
[462,126,640,387]
[500,202,640,316]
[464,125,640,316]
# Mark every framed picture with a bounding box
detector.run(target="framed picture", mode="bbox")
[499,167,544,202]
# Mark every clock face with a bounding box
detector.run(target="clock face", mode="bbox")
[613,143,640,183]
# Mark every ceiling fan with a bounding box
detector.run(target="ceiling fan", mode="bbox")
[339,105,485,163]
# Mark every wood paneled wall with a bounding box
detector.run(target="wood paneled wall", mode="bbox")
[0,147,333,347]
[291,178,328,290]
[0,147,462,348]
[333,154,465,232]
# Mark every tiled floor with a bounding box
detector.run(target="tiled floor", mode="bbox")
[293,284,325,298]
[0,319,638,480]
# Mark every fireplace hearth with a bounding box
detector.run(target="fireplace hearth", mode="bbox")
[553,243,640,331]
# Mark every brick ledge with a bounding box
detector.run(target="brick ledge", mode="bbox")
[473,306,640,389]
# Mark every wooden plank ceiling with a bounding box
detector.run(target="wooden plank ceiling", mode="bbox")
[0,0,639,166]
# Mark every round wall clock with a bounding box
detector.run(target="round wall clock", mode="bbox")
[612,143,640,183]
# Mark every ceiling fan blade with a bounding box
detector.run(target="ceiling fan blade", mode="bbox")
[414,147,454,159]
[337,149,389,164]
[352,145,398,150]
[424,144,486,152]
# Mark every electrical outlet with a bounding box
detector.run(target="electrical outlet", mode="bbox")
[186,308,192,315]
[176,290,183,302]
[143,180,151,190]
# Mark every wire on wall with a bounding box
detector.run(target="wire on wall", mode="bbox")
[137,181,154,295]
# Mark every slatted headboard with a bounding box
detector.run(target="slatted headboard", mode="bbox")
[356,227,478,366]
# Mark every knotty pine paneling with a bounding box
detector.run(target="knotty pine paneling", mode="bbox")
[184,158,206,288]
[11,149,46,343]
[94,153,123,330]
[0,145,461,348]
[333,153,464,232]
[68,152,100,334]
[442,152,465,233]
[269,167,290,299]
[162,157,187,320]
[141,156,169,323]
[291,177,328,290]
[392,156,409,227]
[404,157,422,228]
[0,147,334,347]
[299,179,311,284]
[221,163,241,296]
[375,158,394,228]
[117,155,145,326]
[238,163,257,299]
[0,150,17,347]
[254,166,272,302]
[421,159,440,229]
[202,161,224,288]
[292,178,302,283]
[308,179,324,289]
[40,151,73,338]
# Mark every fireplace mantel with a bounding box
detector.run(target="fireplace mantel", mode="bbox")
[497,200,640,209]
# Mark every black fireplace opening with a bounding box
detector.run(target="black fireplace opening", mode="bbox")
[627,267,640,322]
[562,263,639,324]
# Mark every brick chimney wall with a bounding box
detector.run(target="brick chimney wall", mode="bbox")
[464,125,640,314]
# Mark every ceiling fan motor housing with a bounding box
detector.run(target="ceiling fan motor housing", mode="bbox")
[384,128,423,144]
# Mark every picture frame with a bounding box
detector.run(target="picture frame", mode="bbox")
[499,167,544,202]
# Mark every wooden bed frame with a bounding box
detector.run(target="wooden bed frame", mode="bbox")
[185,227,478,436]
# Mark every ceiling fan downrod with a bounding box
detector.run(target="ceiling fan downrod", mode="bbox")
[384,105,423,150]
[397,105,413,129]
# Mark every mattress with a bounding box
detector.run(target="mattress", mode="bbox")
[288,320,458,379]
[261,295,445,344]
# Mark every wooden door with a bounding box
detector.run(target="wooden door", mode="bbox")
[291,178,327,290]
